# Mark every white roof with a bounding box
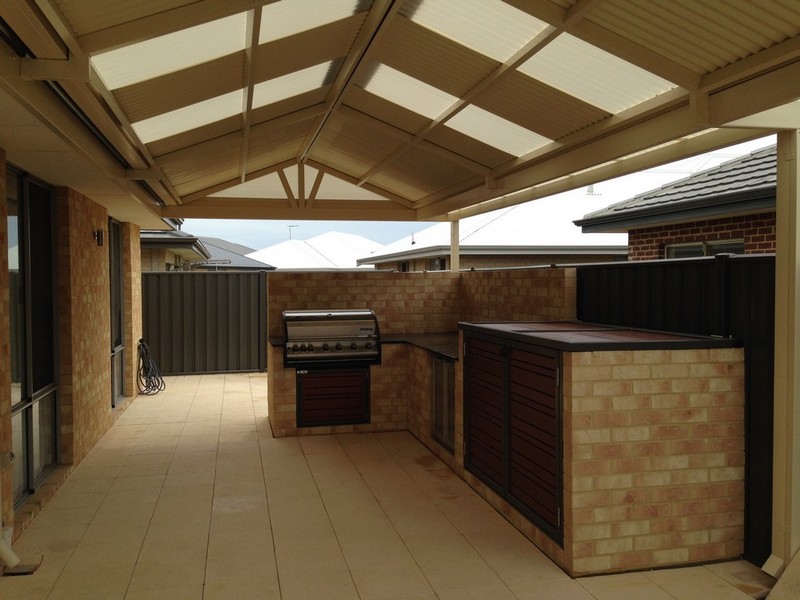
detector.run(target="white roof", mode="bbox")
[362,191,628,264]
[247,231,383,269]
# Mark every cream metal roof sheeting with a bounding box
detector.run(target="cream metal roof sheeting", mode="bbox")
[1,0,799,227]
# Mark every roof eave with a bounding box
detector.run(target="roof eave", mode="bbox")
[575,190,776,233]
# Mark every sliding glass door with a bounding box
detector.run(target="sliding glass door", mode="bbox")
[7,168,58,505]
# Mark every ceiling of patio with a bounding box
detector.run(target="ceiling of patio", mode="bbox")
[1,0,799,230]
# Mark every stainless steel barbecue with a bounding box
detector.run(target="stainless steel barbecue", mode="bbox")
[282,309,381,367]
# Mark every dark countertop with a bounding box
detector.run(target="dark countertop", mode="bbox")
[382,332,459,360]
[459,321,740,352]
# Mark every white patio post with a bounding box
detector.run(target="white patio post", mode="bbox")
[770,128,800,575]
[450,220,460,273]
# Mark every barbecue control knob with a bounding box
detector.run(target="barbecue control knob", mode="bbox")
[335,343,342,350]
[351,342,358,350]
[323,343,330,351]
[292,344,299,352]
[365,342,372,349]
[300,344,307,351]
[308,343,315,351]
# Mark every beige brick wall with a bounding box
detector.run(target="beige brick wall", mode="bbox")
[55,188,113,464]
[562,348,745,575]
[460,267,577,322]
[122,222,142,397]
[267,271,462,338]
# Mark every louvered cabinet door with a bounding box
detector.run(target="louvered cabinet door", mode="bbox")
[464,336,506,492]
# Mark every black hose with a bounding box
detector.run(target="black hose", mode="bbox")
[137,339,165,395]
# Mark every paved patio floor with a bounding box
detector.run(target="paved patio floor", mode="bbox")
[0,374,776,599]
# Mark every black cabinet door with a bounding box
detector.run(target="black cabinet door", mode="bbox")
[508,347,561,536]
[464,337,506,491]
[464,332,562,544]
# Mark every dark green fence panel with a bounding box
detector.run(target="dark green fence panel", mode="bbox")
[142,271,267,375]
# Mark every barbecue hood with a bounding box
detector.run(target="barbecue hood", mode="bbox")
[282,309,381,367]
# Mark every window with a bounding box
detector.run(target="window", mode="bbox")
[665,239,744,259]
[429,257,446,271]
[399,261,410,272]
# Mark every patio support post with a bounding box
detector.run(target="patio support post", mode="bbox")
[769,129,800,576]
[450,220,460,273]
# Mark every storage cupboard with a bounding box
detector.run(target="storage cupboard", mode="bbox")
[463,331,563,544]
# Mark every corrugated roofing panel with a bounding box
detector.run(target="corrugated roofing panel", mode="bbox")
[147,117,242,158]
[132,90,243,143]
[370,146,477,201]
[91,13,248,89]
[400,0,548,63]
[160,135,243,195]
[252,62,334,109]
[589,0,800,75]
[362,64,455,120]
[344,87,430,135]
[518,33,677,114]
[446,106,551,157]
[253,15,362,81]
[311,111,407,179]
[245,122,309,176]
[425,127,514,169]
[54,0,195,36]
[259,0,364,43]
[474,70,609,141]
[371,17,497,97]
[114,53,245,123]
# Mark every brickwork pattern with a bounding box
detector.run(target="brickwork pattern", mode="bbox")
[122,222,142,397]
[266,271,462,337]
[460,267,577,322]
[56,188,113,464]
[628,212,776,260]
[562,348,745,575]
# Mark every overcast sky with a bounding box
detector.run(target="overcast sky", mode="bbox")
[180,135,776,252]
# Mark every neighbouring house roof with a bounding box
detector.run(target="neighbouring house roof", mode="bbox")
[247,232,383,270]
[140,230,274,269]
[197,237,274,270]
[140,229,211,263]
[576,145,777,233]
[358,192,628,266]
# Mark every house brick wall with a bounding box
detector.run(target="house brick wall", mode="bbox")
[460,266,577,322]
[55,188,113,464]
[562,348,745,575]
[266,271,462,338]
[628,211,776,260]
[0,150,11,528]
[122,222,142,397]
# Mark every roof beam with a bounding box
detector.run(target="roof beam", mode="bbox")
[296,0,401,163]
[160,197,417,221]
[240,7,261,182]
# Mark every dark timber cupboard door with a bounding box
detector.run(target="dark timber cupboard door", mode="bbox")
[464,337,506,492]
[464,331,563,544]
[508,347,561,537]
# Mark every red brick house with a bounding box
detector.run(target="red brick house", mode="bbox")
[575,145,776,260]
